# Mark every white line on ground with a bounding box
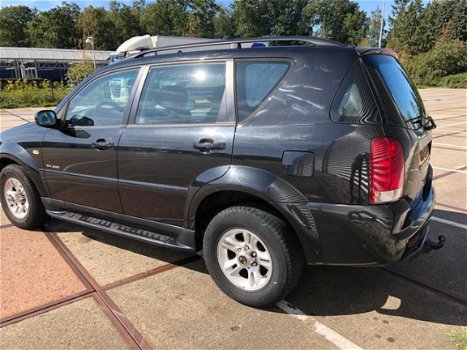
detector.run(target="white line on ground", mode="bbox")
[432,129,467,133]
[432,143,467,150]
[276,300,363,350]
[431,216,467,230]
[432,166,467,174]
[436,121,467,129]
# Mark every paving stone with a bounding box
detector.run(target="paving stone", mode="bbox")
[108,260,337,350]
[0,297,128,349]
[50,219,192,287]
[390,219,466,302]
[434,172,467,210]
[0,226,86,319]
[287,265,467,350]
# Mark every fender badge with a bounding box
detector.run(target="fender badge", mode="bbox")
[32,150,40,155]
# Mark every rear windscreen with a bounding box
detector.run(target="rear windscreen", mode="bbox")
[363,55,426,122]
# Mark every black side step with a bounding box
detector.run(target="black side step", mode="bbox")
[46,210,195,253]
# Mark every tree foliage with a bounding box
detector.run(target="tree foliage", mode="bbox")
[214,6,234,39]
[0,0,465,86]
[366,6,384,47]
[77,6,119,50]
[66,60,97,85]
[27,2,80,48]
[404,25,467,85]
[232,0,309,37]
[0,6,35,46]
[305,0,367,45]
[387,0,466,57]
[141,0,188,37]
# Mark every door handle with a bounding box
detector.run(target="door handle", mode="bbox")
[193,138,226,152]
[92,138,114,150]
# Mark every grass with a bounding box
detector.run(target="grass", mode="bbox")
[414,72,467,89]
[438,72,467,88]
[450,327,467,350]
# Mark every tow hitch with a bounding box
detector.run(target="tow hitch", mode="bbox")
[424,235,446,253]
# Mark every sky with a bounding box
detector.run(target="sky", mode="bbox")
[0,0,431,22]
[0,0,394,15]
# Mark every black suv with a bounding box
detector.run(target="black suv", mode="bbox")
[0,37,444,307]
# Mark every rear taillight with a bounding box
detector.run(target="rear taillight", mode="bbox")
[369,137,405,204]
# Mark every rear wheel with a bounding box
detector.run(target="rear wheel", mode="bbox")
[0,164,48,229]
[203,206,304,307]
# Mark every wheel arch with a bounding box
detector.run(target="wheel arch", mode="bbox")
[0,154,48,197]
[187,166,321,262]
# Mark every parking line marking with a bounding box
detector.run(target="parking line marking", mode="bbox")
[432,143,467,150]
[432,166,467,174]
[277,300,363,350]
[0,109,31,123]
[431,216,467,230]
[432,129,467,133]
[436,121,467,129]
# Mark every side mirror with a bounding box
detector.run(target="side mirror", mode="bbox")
[35,110,58,128]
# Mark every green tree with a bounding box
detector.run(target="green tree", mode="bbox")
[305,0,368,45]
[78,6,118,50]
[386,0,426,55]
[0,6,35,46]
[232,0,270,37]
[141,0,189,36]
[420,0,467,48]
[232,0,310,37]
[66,60,96,86]
[186,0,219,38]
[27,2,81,48]
[366,6,385,47]
[214,6,234,38]
[107,1,144,43]
[405,25,467,85]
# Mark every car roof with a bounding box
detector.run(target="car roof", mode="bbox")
[89,36,393,80]
[106,45,358,71]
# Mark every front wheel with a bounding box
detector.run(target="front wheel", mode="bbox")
[0,164,48,229]
[203,206,304,307]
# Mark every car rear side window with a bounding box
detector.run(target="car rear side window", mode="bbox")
[331,60,380,124]
[363,55,426,122]
[135,62,227,125]
[236,61,290,121]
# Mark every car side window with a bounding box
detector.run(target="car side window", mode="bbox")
[135,62,226,125]
[66,69,139,127]
[236,61,290,121]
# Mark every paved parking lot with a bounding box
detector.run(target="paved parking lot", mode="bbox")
[0,88,466,349]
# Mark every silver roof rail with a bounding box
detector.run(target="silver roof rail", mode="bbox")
[131,36,344,59]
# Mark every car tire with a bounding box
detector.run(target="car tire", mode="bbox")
[0,164,48,229]
[203,205,304,307]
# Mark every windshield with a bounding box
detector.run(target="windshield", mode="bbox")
[363,55,426,122]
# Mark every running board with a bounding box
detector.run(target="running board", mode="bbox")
[46,210,196,252]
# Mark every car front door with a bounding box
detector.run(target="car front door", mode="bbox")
[118,60,235,226]
[42,67,140,213]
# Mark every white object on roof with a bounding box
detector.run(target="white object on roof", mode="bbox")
[115,35,226,55]
[116,35,154,53]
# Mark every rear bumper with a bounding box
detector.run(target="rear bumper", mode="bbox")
[306,186,437,266]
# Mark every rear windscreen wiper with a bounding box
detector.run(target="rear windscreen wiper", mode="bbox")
[423,115,437,130]
[405,115,436,130]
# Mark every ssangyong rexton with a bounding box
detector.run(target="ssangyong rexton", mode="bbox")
[0,37,444,307]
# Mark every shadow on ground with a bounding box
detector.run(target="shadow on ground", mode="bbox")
[47,209,466,327]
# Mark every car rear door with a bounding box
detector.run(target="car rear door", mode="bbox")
[118,60,235,226]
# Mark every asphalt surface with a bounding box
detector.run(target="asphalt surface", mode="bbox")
[0,88,466,349]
